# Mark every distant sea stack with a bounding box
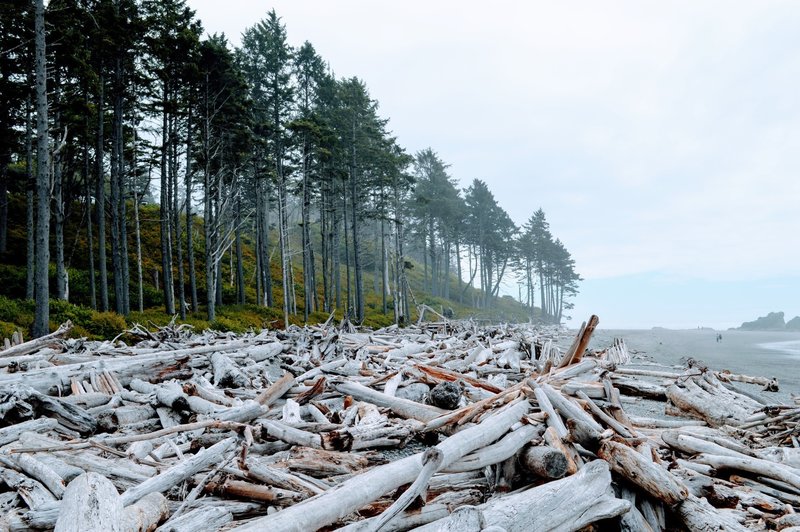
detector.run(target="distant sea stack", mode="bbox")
[736,311,800,331]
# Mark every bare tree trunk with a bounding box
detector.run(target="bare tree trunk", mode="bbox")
[53,80,67,301]
[33,0,50,338]
[301,135,312,322]
[160,81,175,315]
[235,204,245,305]
[350,158,363,323]
[83,91,96,309]
[256,175,272,307]
[96,77,109,312]
[185,108,198,313]
[119,131,130,315]
[110,57,124,313]
[133,181,144,313]
[171,113,185,319]
[278,179,290,327]
[26,88,35,301]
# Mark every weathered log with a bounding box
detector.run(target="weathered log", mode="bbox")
[557,314,598,368]
[332,380,446,422]
[542,426,580,474]
[371,447,443,531]
[120,437,236,506]
[0,321,72,359]
[416,460,629,532]
[129,379,191,413]
[667,375,759,427]
[54,473,123,532]
[211,352,250,388]
[617,485,655,532]
[230,400,530,532]
[612,376,668,399]
[121,492,170,532]
[336,490,482,532]
[0,417,58,446]
[531,384,568,438]
[280,446,370,477]
[677,493,749,532]
[244,458,324,496]
[255,372,294,407]
[597,440,688,505]
[693,453,800,491]
[153,506,233,532]
[444,423,543,473]
[205,479,304,505]
[0,341,254,394]
[1,466,57,511]
[7,384,97,434]
[576,390,636,438]
[520,444,568,479]
[8,452,66,499]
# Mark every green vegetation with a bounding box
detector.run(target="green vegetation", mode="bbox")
[0,3,577,338]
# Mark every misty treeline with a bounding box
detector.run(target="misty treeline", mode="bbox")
[0,1,580,337]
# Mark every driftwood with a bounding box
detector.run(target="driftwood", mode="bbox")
[521,444,568,479]
[54,473,124,532]
[231,400,531,531]
[417,460,629,532]
[0,317,792,531]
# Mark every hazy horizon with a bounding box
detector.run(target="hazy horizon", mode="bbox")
[187,1,800,328]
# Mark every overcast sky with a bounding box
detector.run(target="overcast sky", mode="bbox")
[187,0,800,329]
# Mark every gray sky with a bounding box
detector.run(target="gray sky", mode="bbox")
[187,0,800,329]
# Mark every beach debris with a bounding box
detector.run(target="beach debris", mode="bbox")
[0,316,794,531]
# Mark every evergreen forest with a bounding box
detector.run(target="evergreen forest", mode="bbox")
[0,1,581,339]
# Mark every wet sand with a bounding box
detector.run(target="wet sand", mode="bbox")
[588,328,800,401]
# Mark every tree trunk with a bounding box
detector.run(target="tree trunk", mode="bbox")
[173,113,185,319]
[32,0,50,338]
[301,134,312,322]
[53,83,67,301]
[185,108,198,313]
[26,88,35,301]
[160,81,175,315]
[350,154,363,323]
[110,58,124,313]
[84,93,96,309]
[96,77,109,312]
[235,205,245,305]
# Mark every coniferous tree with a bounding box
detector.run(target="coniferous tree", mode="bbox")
[32,0,50,337]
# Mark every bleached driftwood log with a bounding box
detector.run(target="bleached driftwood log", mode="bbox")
[598,440,688,505]
[0,321,72,359]
[678,493,750,532]
[120,437,237,506]
[332,380,446,422]
[666,374,761,427]
[54,473,123,532]
[0,340,254,394]
[521,444,568,479]
[415,460,629,532]
[121,492,170,532]
[230,400,531,532]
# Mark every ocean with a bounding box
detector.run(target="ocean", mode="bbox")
[586,328,800,400]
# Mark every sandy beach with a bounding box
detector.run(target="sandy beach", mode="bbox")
[589,328,800,399]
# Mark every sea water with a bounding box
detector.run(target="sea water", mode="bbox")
[586,328,800,400]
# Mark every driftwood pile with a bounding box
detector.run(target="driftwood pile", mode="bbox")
[0,315,798,531]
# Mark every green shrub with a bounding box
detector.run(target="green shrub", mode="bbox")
[87,311,128,339]
[49,299,93,327]
[210,316,245,333]
[0,321,22,340]
[0,295,22,323]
